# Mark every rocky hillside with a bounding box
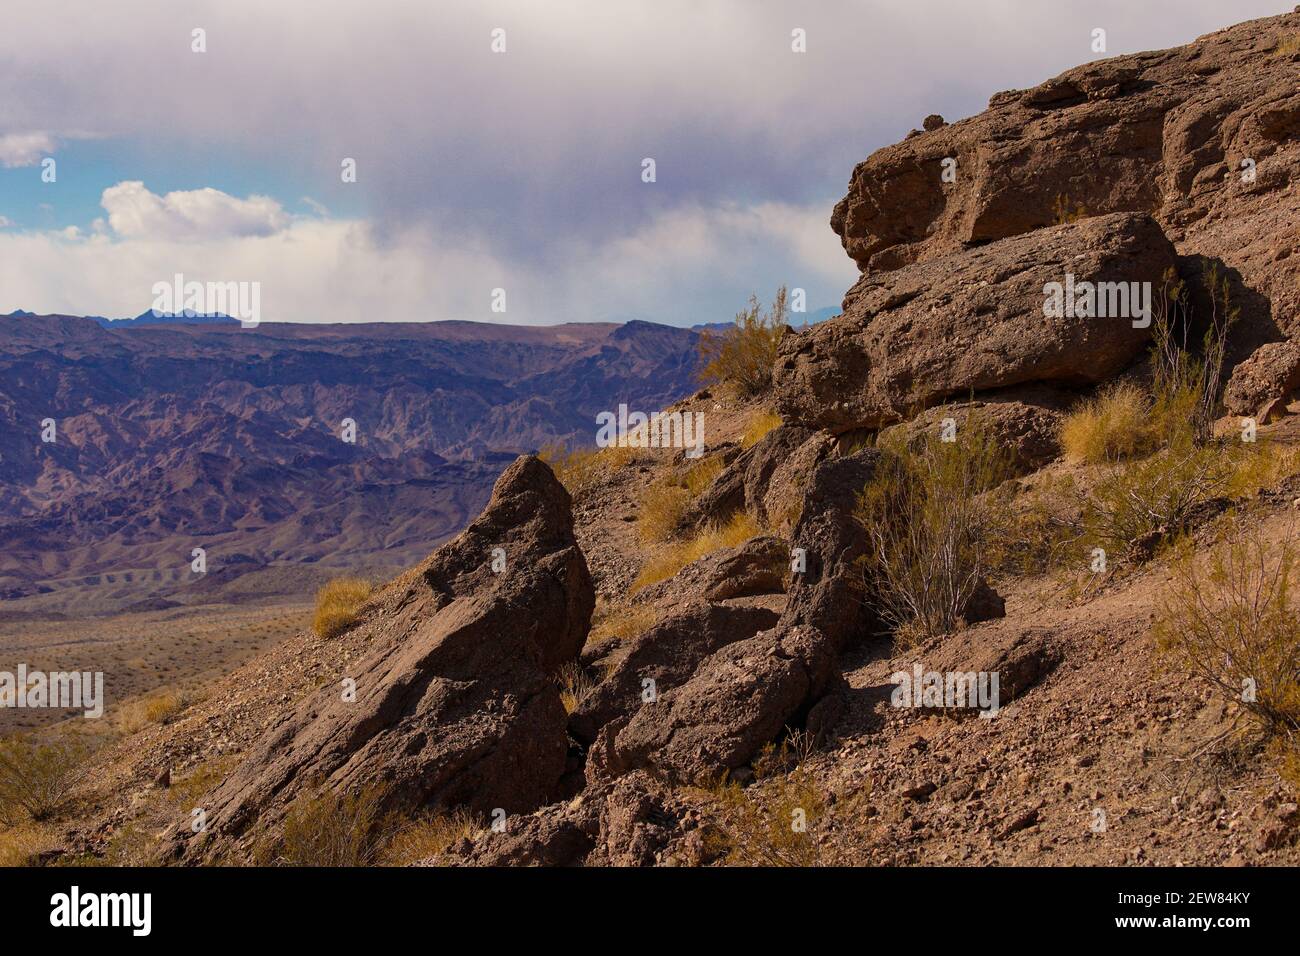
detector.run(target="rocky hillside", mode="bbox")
[0,315,700,612]
[30,9,1300,867]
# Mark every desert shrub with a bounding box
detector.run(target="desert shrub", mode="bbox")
[555,661,597,714]
[683,456,724,497]
[632,511,761,591]
[382,809,478,866]
[1082,435,1238,560]
[857,425,1012,645]
[539,443,633,495]
[697,287,789,396]
[990,474,1084,575]
[312,577,373,639]
[1150,265,1239,445]
[267,784,392,867]
[701,738,833,866]
[0,735,89,822]
[741,409,784,450]
[1154,520,1300,737]
[115,691,185,734]
[1060,382,1160,464]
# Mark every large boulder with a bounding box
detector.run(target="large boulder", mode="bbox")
[1223,339,1300,422]
[829,10,1299,349]
[774,213,1177,432]
[165,455,594,863]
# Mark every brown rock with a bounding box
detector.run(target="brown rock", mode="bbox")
[165,455,594,863]
[774,213,1177,432]
[1223,339,1300,422]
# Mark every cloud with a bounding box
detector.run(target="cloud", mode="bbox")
[0,131,55,167]
[0,216,13,228]
[0,185,853,324]
[101,181,289,241]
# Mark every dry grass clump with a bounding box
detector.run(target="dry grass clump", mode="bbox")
[741,409,784,449]
[382,809,479,866]
[1060,382,1160,464]
[539,443,634,495]
[636,455,726,544]
[556,661,598,714]
[312,577,373,639]
[698,287,790,396]
[1276,33,1300,57]
[115,690,185,734]
[0,821,50,867]
[587,599,659,647]
[1155,520,1300,747]
[858,424,1011,646]
[262,784,392,867]
[0,734,88,823]
[632,511,761,591]
[699,737,841,866]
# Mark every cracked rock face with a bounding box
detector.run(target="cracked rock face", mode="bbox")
[167,455,594,863]
[774,213,1177,432]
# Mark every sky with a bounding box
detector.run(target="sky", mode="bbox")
[0,0,1292,326]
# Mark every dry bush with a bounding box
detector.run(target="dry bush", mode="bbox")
[697,287,789,396]
[555,661,598,714]
[632,511,761,591]
[1154,520,1300,738]
[858,425,1011,645]
[382,809,479,866]
[264,784,392,867]
[115,690,185,735]
[539,443,633,495]
[683,456,724,497]
[312,577,373,639]
[0,735,89,822]
[1060,382,1160,464]
[1082,435,1239,561]
[1053,193,1089,225]
[1276,33,1300,57]
[700,739,833,866]
[741,409,783,450]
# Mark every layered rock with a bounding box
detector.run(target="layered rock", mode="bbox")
[165,455,594,863]
[774,213,1176,432]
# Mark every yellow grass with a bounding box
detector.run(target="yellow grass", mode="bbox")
[539,444,633,495]
[382,809,479,866]
[632,511,761,591]
[587,599,659,647]
[741,409,783,449]
[115,691,184,735]
[312,577,373,639]
[1059,382,1159,463]
[0,822,50,867]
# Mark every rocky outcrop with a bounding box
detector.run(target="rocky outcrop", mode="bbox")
[597,450,882,784]
[632,535,788,606]
[165,455,594,864]
[773,213,1177,432]
[568,600,779,745]
[683,425,820,529]
[1223,339,1300,421]
[877,385,1072,473]
[829,10,1299,349]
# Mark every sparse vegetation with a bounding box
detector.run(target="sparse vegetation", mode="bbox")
[115,690,185,735]
[858,425,1011,645]
[636,455,726,544]
[632,511,761,591]
[539,443,634,495]
[587,599,659,647]
[697,287,790,396]
[1060,382,1160,464]
[382,809,479,866]
[312,577,373,639]
[741,409,784,449]
[1155,519,1300,740]
[699,737,837,866]
[1276,33,1300,57]
[264,784,392,867]
[1053,193,1089,225]
[0,734,88,823]
[556,661,598,714]
[0,821,50,867]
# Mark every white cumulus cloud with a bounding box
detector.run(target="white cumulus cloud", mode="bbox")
[0,131,56,167]
[101,181,289,241]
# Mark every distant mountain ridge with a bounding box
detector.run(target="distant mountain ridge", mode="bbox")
[0,312,703,611]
